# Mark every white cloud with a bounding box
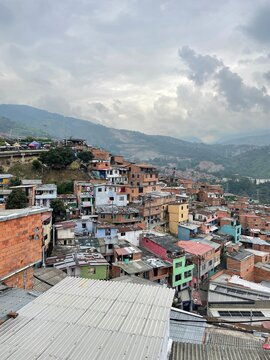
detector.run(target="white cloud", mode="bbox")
[0,0,269,142]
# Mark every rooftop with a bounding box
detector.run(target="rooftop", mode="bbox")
[36,184,57,190]
[0,277,175,359]
[177,241,213,256]
[112,259,153,274]
[170,340,268,360]
[245,249,269,257]
[0,174,13,178]
[33,268,67,293]
[170,308,206,345]
[189,238,220,251]
[21,179,42,185]
[0,206,51,222]
[143,233,183,254]
[227,250,254,262]
[49,252,109,269]
[0,286,37,321]
[96,205,139,215]
[240,235,270,246]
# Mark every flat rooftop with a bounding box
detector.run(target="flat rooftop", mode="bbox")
[227,250,254,262]
[0,277,174,359]
[0,206,51,222]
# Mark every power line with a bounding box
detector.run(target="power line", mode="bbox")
[170,317,270,324]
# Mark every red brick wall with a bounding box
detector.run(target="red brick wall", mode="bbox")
[226,255,254,281]
[254,267,270,283]
[0,213,43,289]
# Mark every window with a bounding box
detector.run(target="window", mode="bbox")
[184,270,192,278]
[175,262,182,268]
[119,196,125,201]
[202,264,206,270]
[101,214,105,219]
[98,188,102,192]
[89,267,96,275]
[175,274,182,282]
[105,229,111,236]
[121,232,126,236]
[153,268,158,276]
[108,243,113,249]
[208,260,213,266]
[82,223,86,229]
[218,311,264,317]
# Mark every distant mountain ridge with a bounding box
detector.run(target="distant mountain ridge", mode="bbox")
[0,104,269,178]
[216,130,270,146]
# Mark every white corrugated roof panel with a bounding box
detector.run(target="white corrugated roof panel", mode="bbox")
[0,277,175,360]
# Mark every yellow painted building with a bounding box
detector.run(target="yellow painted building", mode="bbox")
[168,203,189,235]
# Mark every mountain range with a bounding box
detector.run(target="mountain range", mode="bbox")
[0,104,269,178]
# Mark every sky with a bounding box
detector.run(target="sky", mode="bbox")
[0,0,270,142]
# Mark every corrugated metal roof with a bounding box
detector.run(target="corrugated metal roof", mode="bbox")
[205,328,263,349]
[170,308,206,344]
[0,287,37,320]
[0,277,175,360]
[170,342,269,360]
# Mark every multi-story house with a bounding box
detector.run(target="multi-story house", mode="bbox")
[193,209,218,234]
[75,215,96,236]
[35,184,57,207]
[219,217,241,243]
[141,234,194,291]
[105,166,128,184]
[126,163,160,202]
[226,250,255,281]
[47,251,109,280]
[74,181,94,215]
[0,207,50,289]
[136,191,176,230]
[178,240,220,284]
[168,202,189,235]
[111,239,172,284]
[53,221,76,246]
[10,183,37,206]
[96,205,141,226]
[94,184,127,207]
[198,184,224,206]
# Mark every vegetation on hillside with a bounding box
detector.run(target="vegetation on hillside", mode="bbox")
[225,178,270,204]
[39,147,76,169]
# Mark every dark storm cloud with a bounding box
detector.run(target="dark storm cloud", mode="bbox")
[178,46,222,85]
[243,4,270,43]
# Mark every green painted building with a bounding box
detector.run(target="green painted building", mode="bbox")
[53,252,109,280]
[80,264,109,280]
[172,255,194,289]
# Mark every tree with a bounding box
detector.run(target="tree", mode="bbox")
[50,198,66,220]
[6,189,28,209]
[32,159,42,171]
[57,181,73,194]
[77,150,93,163]
[39,147,76,169]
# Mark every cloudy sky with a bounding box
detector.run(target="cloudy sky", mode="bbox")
[0,0,270,142]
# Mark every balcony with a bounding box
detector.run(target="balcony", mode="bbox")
[35,193,56,199]
[82,201,92,207]
[80,192,93,198]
